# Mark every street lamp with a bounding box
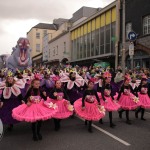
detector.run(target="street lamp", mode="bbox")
[121,0,126,74]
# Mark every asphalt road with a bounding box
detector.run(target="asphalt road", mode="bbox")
[0,111,150,150]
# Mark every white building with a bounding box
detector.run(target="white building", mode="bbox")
[48,32,71,66]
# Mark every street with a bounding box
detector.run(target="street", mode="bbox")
[0,111,150,150]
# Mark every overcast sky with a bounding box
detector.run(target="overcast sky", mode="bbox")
[0,0,115,55]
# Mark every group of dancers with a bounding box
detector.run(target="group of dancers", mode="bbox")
[0,66,150,141]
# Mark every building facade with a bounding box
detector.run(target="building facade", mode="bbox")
[27,23,56,67]
[0,54,10,69]
[70,2,119,68]
[123,0,150,68]
[48,32,71,66]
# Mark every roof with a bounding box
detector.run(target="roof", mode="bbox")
[33,23,57,30]
[48,31,69,44]
[27,23,57,34]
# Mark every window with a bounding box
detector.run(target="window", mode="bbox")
[64,42,66,53]
[111,22,116,54]
[95,29,99,55]
[53,47,55,56]
[77,38,80,59]
[143,15,150,35]
[87,33,91,57]
[83,35,87,58]
[36,44,40,52]
[49,49,50,58]
[56,46,58,55]
[74,39,77,60]
[100,27,104,54]
[105,25,110,54]
[80,37,83,59]
[36,33,40,39]
[43,30,47,37]
[91,31,95,56]
[126,23,132,39]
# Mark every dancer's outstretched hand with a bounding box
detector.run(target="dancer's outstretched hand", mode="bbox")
[0,102,3,108]
[27,101,31,106]
[82,106,85,110]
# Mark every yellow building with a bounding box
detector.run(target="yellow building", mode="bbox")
[70,1,119,68]
[27,23,57,67]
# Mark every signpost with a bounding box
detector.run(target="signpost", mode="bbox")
[128,31,137,41]
[128,32,137,70]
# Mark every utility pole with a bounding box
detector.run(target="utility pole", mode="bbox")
[122,0,126,74]
[115,0,121,70]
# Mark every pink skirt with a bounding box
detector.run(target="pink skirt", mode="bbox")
[74,98,105,121]
[138,93,150,109]
[44,98,73,119]
[118,94,140,110]
[101,97,121,112]
[12,100,57,122]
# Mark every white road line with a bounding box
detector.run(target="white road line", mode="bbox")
[92,124,130,146]
[146,112,150,115]
[78,117,131,146]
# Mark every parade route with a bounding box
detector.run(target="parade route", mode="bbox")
[0,111,150,150]
[78,116,130,146]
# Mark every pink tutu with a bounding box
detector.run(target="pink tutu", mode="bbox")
[101,97,121,112]
[118,94,140,110]
[138,93,150,109]
[97,92,102,98]
[12,100,57,122]
[74,98,105,121]
[44,97,73,119]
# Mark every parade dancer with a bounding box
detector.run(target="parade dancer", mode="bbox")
[117,74,140,124]
[61,71,83,105]
[14,70,27,97]
[40,71,55,96]
[74,79,105,133]
[135,75,150,120]
[100,72,120,128]
[130,76,139,93]
[44,79,73,131]
[0,70,24,131]
[12,75,57,141]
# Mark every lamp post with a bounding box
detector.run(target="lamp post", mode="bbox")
[121,0,126,74]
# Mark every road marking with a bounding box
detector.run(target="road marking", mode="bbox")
[146,112,150,115]
[92,124,130,146]
[78,117,131,146]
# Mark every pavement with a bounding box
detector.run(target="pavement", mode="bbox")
[0,111,150,150]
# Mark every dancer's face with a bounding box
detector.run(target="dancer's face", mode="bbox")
[56,80,62,88]
[33,80,40,89]
[7,77,14,84]
[142,80,147,85]
[125,79,130,85]
[88,82,94,89]
[106,78,111,83]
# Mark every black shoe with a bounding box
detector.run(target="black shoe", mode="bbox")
[118,111,122,119]
[58,122,60,130]
[55,124,60,131]
[71,114,74,119]
[99,119,103,124]
[33,135,38,141]
[37,133,42,140]
[55,126,59,131]
[7,125,13,131]
[85,120,87,125]
[126,120,132,125]
[110,123,116,128]
[135,112,138,118]
[88,128,93,133]
[141,118,146,121]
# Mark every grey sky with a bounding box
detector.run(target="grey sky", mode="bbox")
[0,0,115,55]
